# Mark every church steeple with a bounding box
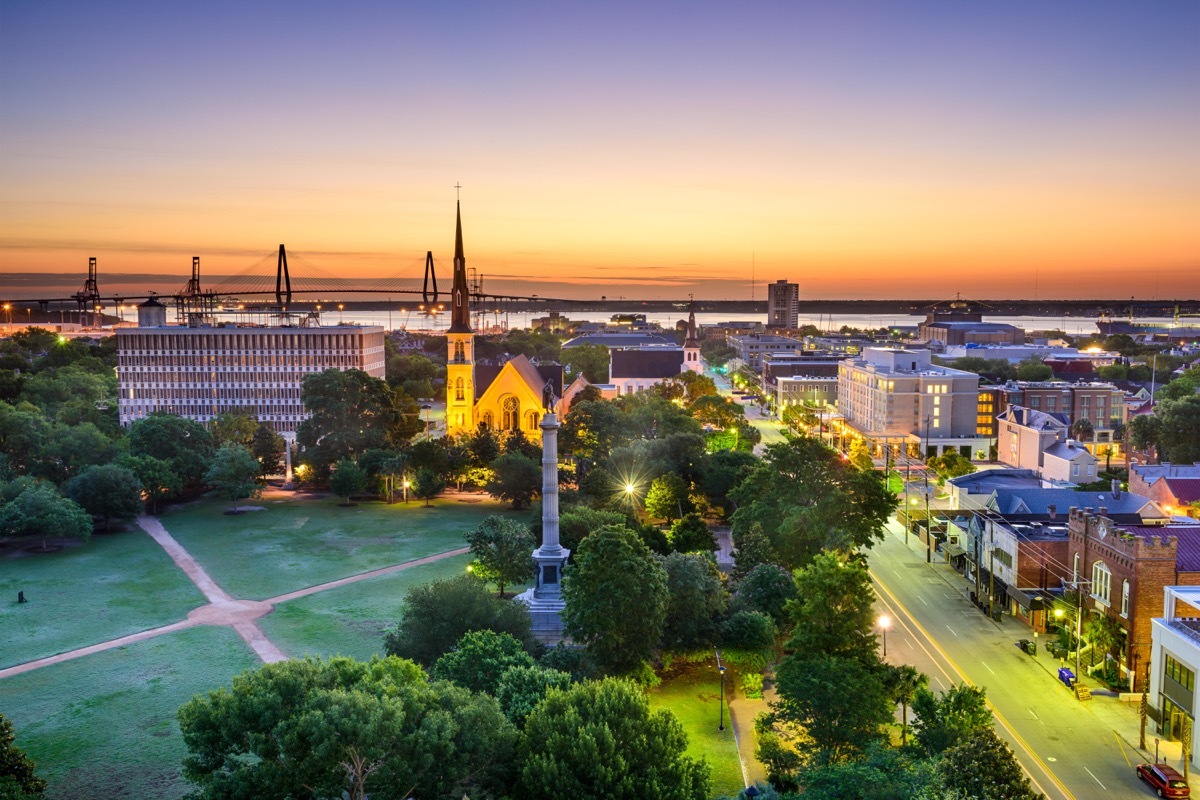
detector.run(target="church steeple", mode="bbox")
[448,199,472,334]
[683,299,699,348]
[683,298,702,373]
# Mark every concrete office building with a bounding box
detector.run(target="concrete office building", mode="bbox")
[117,307,386,434]
[766,280,799,329]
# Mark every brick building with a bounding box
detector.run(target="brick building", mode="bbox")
[1131,463,1200,519]
[1067,508,1200,691]
[997,380,1125,443]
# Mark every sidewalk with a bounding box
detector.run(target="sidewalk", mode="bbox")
[881,516,1186,771]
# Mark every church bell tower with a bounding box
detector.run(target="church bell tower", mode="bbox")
[445,199,475,436]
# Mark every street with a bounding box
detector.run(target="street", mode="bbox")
[870,521,1168,800]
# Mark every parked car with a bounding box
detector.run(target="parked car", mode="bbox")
[1137,762,1190,798]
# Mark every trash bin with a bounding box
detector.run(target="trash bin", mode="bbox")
[993,611,1002,622]
[1023,640,1037,656]
[1057,667,1075,688]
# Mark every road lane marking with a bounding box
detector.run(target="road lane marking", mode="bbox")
[918,595,928,606]
[1029,708,1039,721]
[946,625,958,637]
[871,570,1074,800]
[982,661,995,675]
[1114,733,1132,768]
[1083,767,1106,790]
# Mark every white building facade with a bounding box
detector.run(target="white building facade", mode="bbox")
[1150,586,1200,766]
[117,322,386,433]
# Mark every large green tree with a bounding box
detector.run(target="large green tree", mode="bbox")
[211,411,259,448]
[936,726,1040,800]
[562,526,670,674]
[658,552,727,652]
[786,552,879,663]
[730,436,895,569]
[561,342,611,383]
[297,369,421,474]
[329,458,369,505]
[117,454,181,514]
[644,472,688,523]
[495,664,573,726]
[1156,396,1200,464]
[204,444,261,514]
[0,713,46,800]
[485,452,541,510]
[773,653,891,764]
[910,683,993,757]
[177,656,517,800]
[383,574,539,665]
[0,481,92,549]
[64,464,143,531]
[465,515,535,597]
[732,562,797,625]
[432,630,536,695]
[128,413,215,486]
[667,513,716,553]
[517,678,711,799]
[250,423,286,478]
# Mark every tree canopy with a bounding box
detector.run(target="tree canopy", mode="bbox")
[297,368,422,474]
[465,515,536,596]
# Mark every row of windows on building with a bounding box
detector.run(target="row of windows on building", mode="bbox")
[124,387,303,400]
[121,332,374,351]
[120,356,380,369]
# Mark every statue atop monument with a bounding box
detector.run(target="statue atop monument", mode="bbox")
[542,379,556,412]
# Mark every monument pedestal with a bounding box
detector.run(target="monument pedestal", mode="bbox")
[515,406,569,643]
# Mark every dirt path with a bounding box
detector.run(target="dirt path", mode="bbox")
[0,520,470,679]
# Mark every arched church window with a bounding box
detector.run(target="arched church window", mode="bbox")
[482,411,494,430]
[502,396,519,431]
[454,341,465,362]
[455,377,464,401]
[526,410,539,430]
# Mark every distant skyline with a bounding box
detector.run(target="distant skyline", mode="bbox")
[2,1,1198,301]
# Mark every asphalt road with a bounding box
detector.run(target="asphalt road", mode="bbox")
[870,524,1154,800]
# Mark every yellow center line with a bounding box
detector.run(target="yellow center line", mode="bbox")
[1115,731,1133,768]
[870,568,1076,800]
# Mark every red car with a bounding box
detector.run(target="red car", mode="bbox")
[1137,763,1190,798]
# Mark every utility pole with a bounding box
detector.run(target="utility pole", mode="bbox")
[923,415,932,563]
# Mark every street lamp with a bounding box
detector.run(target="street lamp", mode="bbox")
[1054,601,1083,681]
[879,615,891,657]
[923,415,932,564]
[715,649,727,731]
[402,478,410,505]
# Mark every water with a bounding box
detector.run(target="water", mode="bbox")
[323,308,1145,337]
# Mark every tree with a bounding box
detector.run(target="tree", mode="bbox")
[558,506,626,552]
[411,467,445,507]
[927,450,976,483]
[211,411,258,448]
[0,713,46,800]
[32,421,115,484]
[772,653,891,763]
[796,741,935,800]
[848,439,874,472]
[464,425,502,468]
[0,481,92,550]
[700,339,736,368]
[250,423,286,477]
[1014,358,1053,381]
[383,574,539,665]
[1127,413,1162,454]
[117,454,181,514]
[432,630,537,695]
[719,610,778,652]
[786,552,878,664]
[730,437,895,569]
[465,515,536,597]
[561,342,610,383]
[204,444,261,514]
[644,472,688,522]
[1069,418,1095,442]
[128,412,215,486]
[329,458,369,505]
[689,394,743,430]
[517,678,711,799]
[910,683,992,756]
[495,664,573,726]
[668,513,716,553]
[937,727,1040,800]
[732,563,797,624]
[658,552,727,652]
[881,664,928,745]
[64,464,143,531]
[297,369,421,474]
[485,452,541,510]
[177,656,517,800]
[562,526,670,674]
[1156,396,1200,464]
[731,523,783,579]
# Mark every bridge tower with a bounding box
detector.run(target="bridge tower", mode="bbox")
[276,245,292,305]
[176,256,217,323]
[445,199,475,437]
[422,251,438,306]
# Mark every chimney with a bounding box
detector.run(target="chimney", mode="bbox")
[1099,506,1108,517]
[1111,479,1121,499]
[1047,504,1057,519]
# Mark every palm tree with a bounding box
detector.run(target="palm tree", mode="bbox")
[884,664,929,745]
[1069,418,1095,443]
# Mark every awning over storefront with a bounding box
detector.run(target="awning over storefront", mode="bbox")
[1008,586,1047,612]
[942,544,967,560]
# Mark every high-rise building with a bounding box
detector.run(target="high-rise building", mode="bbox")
[116,310,385,434]
[766,280,799,329]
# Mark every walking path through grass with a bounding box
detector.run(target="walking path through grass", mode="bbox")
[1,511,473,679]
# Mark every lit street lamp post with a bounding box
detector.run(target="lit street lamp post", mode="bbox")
[715,649,727,731]
[402,478,410,505]
[879,615,891,657]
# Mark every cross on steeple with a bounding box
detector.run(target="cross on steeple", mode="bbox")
[455,182,462,201]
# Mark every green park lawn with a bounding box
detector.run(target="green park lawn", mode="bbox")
[0,526,207,669]
[648,667,745,798]
[258,552,472,661]
[0,625,260,800]
[161,493,528,600]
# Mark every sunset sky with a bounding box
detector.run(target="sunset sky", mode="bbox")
[1,1,1197,301]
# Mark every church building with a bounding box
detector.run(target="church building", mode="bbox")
[444,202,573,439]
[607,303,703,395]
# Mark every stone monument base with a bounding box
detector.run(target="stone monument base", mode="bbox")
[515,590,566,644]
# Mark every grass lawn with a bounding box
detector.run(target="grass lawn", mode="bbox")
[258,552,472,661]
[0,527,207,669]
[161,494,529,600]
[649,667,745,798]
[0,625,260,800]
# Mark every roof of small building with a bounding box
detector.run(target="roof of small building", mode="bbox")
[1122,524,1200,572]
[988,487,1159,517]
[610,348,685,380]
[997,406,1068,431]
[562,332,676,349]
[1043,442,1096,462]
[923,321,1023,331]
[948,468,1043,495]
[1164,478,1200,504]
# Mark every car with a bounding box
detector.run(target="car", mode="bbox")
[1137,763,1191,798]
